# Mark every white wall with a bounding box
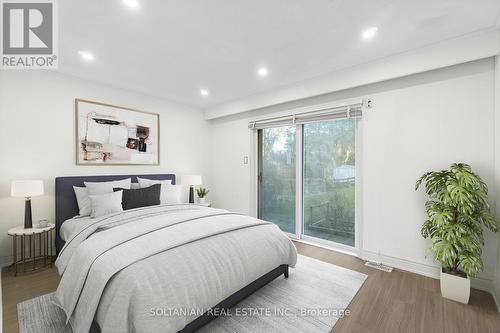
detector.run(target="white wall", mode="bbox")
[209,58,498,288]
[1,54,498,300]
[495,52,500,308]
[0,70,210,265]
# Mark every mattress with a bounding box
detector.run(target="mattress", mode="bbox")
[59,216,89,241]
[54,204,297,333]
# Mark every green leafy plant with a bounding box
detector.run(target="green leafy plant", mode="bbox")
[415,163,498,278]
[196,187,209,198]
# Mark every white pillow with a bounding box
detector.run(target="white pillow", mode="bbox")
[89,191,123,218]
[138,178,181,205]
[73,186,92,216]
[160,184,183,205]
[130,182,141,190]
[84,178,131,195]
[137,177,172,188]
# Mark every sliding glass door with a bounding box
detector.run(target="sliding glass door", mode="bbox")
[303,119,355,247]
[258,126,296,234]
[258,118,357,249]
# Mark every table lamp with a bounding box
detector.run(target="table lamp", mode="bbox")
[181,175,202,204]
[11,180,44,229]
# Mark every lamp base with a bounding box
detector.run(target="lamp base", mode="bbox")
[189,186,195,204]
[24,198,33,229]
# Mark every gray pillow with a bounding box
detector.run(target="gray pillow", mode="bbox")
[84,178,132,195]
[113,184,161,210]
[138,178,182,204]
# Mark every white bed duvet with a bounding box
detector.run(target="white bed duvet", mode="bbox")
[54,205,297,333]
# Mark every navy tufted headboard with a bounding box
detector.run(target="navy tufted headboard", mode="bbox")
[55,174,176,254]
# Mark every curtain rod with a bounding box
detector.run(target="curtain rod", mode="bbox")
[248,99,370,129]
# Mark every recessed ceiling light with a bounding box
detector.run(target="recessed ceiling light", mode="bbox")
[200,89,209,96]
[361,27,378,40]
[257,67,269,77]
[123,0,139,9]
[78,50,95,62]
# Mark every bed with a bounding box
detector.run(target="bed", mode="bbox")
[53,174,297,333]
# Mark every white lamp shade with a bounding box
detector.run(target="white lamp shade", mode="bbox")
[181,175,202,186]
[11,180,44,198]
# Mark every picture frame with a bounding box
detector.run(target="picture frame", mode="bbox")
[75,98,160,165]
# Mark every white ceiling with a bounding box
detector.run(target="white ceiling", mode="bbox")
[58,0,500,108]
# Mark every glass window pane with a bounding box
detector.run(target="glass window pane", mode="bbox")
[258,126,296,234]
[303,119,355,246]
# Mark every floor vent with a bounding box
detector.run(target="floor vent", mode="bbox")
[365,261,393,272]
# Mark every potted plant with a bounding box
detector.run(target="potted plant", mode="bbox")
[196,187,210,204]
[415,163,498,303]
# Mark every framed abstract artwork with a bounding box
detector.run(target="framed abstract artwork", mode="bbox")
[75,99,160,165]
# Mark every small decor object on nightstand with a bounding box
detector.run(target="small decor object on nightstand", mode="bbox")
[11,180,44,229]
[196,187,210,204]
[182,175,202,204]
[38,219,49,228]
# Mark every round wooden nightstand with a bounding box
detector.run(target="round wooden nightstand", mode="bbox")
[8,223,55,276]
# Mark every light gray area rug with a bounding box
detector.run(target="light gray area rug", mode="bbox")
[18,255,366,333]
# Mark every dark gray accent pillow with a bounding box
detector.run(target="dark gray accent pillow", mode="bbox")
[113,184,161,210]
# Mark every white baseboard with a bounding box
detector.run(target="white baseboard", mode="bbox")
[470,276,495,294]
[361,249,440,278]
[361,250,496,297]
[294,238,359,257]
[492,292,500,313]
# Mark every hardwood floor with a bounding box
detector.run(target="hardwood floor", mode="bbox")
[2,242,500,333]
[294,242,500,333]
[2,266,60,333]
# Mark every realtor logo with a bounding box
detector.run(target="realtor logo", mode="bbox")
[1,0,58,69]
